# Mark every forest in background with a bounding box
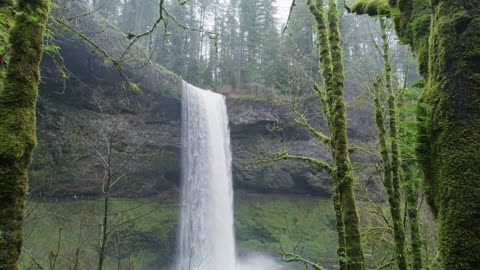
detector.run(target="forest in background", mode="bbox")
[90,0,419,96]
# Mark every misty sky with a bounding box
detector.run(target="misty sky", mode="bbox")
[275,0,294,24]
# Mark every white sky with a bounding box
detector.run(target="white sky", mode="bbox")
[275,0,295,25]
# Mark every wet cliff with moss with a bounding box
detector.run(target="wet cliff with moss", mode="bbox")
[27,1,384,201]
[33,55,380,199]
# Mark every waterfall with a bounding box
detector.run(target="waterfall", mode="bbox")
[178,81,236,270]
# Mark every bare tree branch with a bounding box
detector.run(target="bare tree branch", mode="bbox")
[282,0,297,35]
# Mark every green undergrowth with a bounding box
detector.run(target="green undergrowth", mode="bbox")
[235,194,337,263]
[20,194,338,269]
[21,198,179,269]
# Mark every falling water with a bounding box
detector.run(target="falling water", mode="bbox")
[178,81,236,270]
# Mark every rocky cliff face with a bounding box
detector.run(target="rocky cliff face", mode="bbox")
[30,1,382,200]
[227,97,334,196]
[32,80,337,197]
[33,76,380,199]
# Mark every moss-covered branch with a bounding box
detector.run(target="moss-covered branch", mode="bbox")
[398,80,424,270]
[292,107,331,146]
[279,250,327,270]
[254,148,334,175]
[350,0,390,16]
[308,0,334,120]
[379,18,407,270]
[405,169,423,269]
[307,3,348,269]
[373,75,407,270]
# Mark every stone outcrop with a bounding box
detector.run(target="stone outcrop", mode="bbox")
[30,0,383,200]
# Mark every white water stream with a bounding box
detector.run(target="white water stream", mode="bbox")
[177,82,284,270]
[178,82,236,270]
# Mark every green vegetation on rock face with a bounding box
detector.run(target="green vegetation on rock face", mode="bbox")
[235,194,337,262]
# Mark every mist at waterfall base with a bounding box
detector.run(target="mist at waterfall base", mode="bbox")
[177,82,287,270]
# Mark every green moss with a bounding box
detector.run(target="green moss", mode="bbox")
[405,176,423,269]
[394,0,430,77]
[373,73,407,270]
[308,0,333,118]
[418,86,480,268]
[351,0,391,16]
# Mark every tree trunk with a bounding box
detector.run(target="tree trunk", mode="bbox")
[351,0,480,267]
[405,171,422,270]
[332,190,347,270]
[0,0,50,269]
[327,1,365,268]
[379,18,407,270]
[308,1,345,268]
[418,1,480,268]
[0,0,14,89]
[308,0,365,268]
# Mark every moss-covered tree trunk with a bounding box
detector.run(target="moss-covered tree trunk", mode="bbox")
[307,1,348,269]
[0,1,50,269]
[398,81,424,270]
[420,1,480,268]
[373,76,407,270]
[379,18,407,270]
[351,0,480,268]
[327,1,364,269]
[332,191,346,270]
[308,0,365,269]
[397,77,424,270]
[0,0,14,89]
[405,169,422,269]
